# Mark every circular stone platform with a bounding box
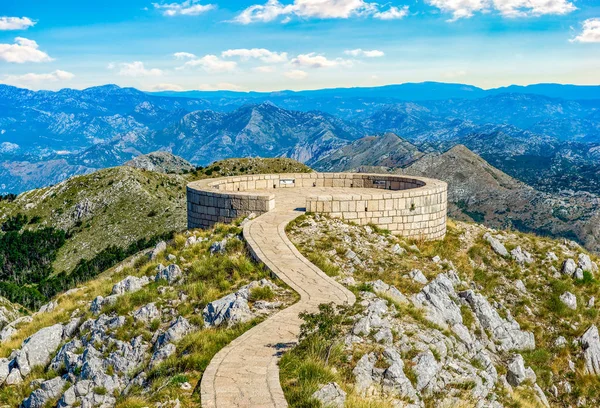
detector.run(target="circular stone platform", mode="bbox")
[187,172,447,240]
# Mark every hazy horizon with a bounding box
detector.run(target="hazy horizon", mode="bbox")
[1,1,599,92]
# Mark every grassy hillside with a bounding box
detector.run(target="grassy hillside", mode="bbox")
[0,157,310,310]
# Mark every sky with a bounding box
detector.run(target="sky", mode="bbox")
[0,0,599,92]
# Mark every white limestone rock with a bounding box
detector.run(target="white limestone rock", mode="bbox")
[14,323,64,376]
[560,292,577,310]
[111,275,150,296]
[484,233,509,257]
[412,273,462,328]
[149,241,167,260]
[21,376,66,408]
[409,269,428,285]
[412,350,439,393]
[579,325,600,376]
[578,253,594,273]
[459,290,535,351]
[368,280,408,304]
[155,264,183,284]
[562,259,577,276]
[353,352,377,393]
[511,246,534,264]
[311,382,346,408]
[133,303,161,323]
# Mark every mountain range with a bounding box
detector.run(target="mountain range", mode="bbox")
[0,82,599,197]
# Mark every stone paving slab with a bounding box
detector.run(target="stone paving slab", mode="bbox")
[200,191,356,408]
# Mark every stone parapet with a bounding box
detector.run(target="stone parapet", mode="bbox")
[187,172,447,240]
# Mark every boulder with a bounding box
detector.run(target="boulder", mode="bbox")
[368,280,408,304]
[560,292,577,310]
[133,303,161,323]
[391,244,405,255]
[514,279,527,293]
[578,253,594,272]
[511,246,534,264]
[155,264,183,284]
[21,376,66,408]
[111,275,150,296]
[15,323,64,376]
[554,336,567,348]
[202,282,273,327]
[311,382,346,408]
[150,241,167,260]
[381,348,419,401]
[506,355,527,386]
[412,350,439,393]
[409,269,428,285]
[579,325,600,375]
[156,317,193,349]
[484,233,508,257]
[210,238,228,254]
[0,357,9,385]
[459,290,535,351]
[63,317,81,339]
[353,352,377,393]
[184,236,197,247]
[150,343,176,368]
[5,367,23,385]
[562,259,577,275]
[37,300,58,314]
[574,268,584,280]
[89,295,118,314]
[412,273,462,328]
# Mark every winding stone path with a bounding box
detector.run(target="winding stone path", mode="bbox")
[200,188,356,407]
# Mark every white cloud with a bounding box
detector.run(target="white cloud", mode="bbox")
[426,0,487,20]
[571,18,600,43]
[173,52,197,60]
[427,0,576,21]
[222,48,288,63]
[254,65,276,73]
[373,6,409,20]
[177,54,237,73]
[344,49,384,57]
[291,53,353,68]
[0,37,52,63]
[284,69,308,79]
[2,70,74,86]
[234,0,408,24]
[153,0,215,16]
[115,61,164,77]
[0,17,36,30]
[494,0,576,17]
[151,83,185,91]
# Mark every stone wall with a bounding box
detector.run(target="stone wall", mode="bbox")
[187,173,447,240]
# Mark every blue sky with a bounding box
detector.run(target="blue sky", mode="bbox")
[0,0,598,91]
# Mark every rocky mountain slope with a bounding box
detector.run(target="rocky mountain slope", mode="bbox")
[124,152,195,174]
[0,221,295,407]
[314,136,600,253]
[284,214,600,407]
[310,133,424,171]
[88,102,365,167]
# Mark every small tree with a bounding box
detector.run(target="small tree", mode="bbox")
[299,302,350,364]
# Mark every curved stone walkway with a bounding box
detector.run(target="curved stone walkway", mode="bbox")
[200,189,356,407]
